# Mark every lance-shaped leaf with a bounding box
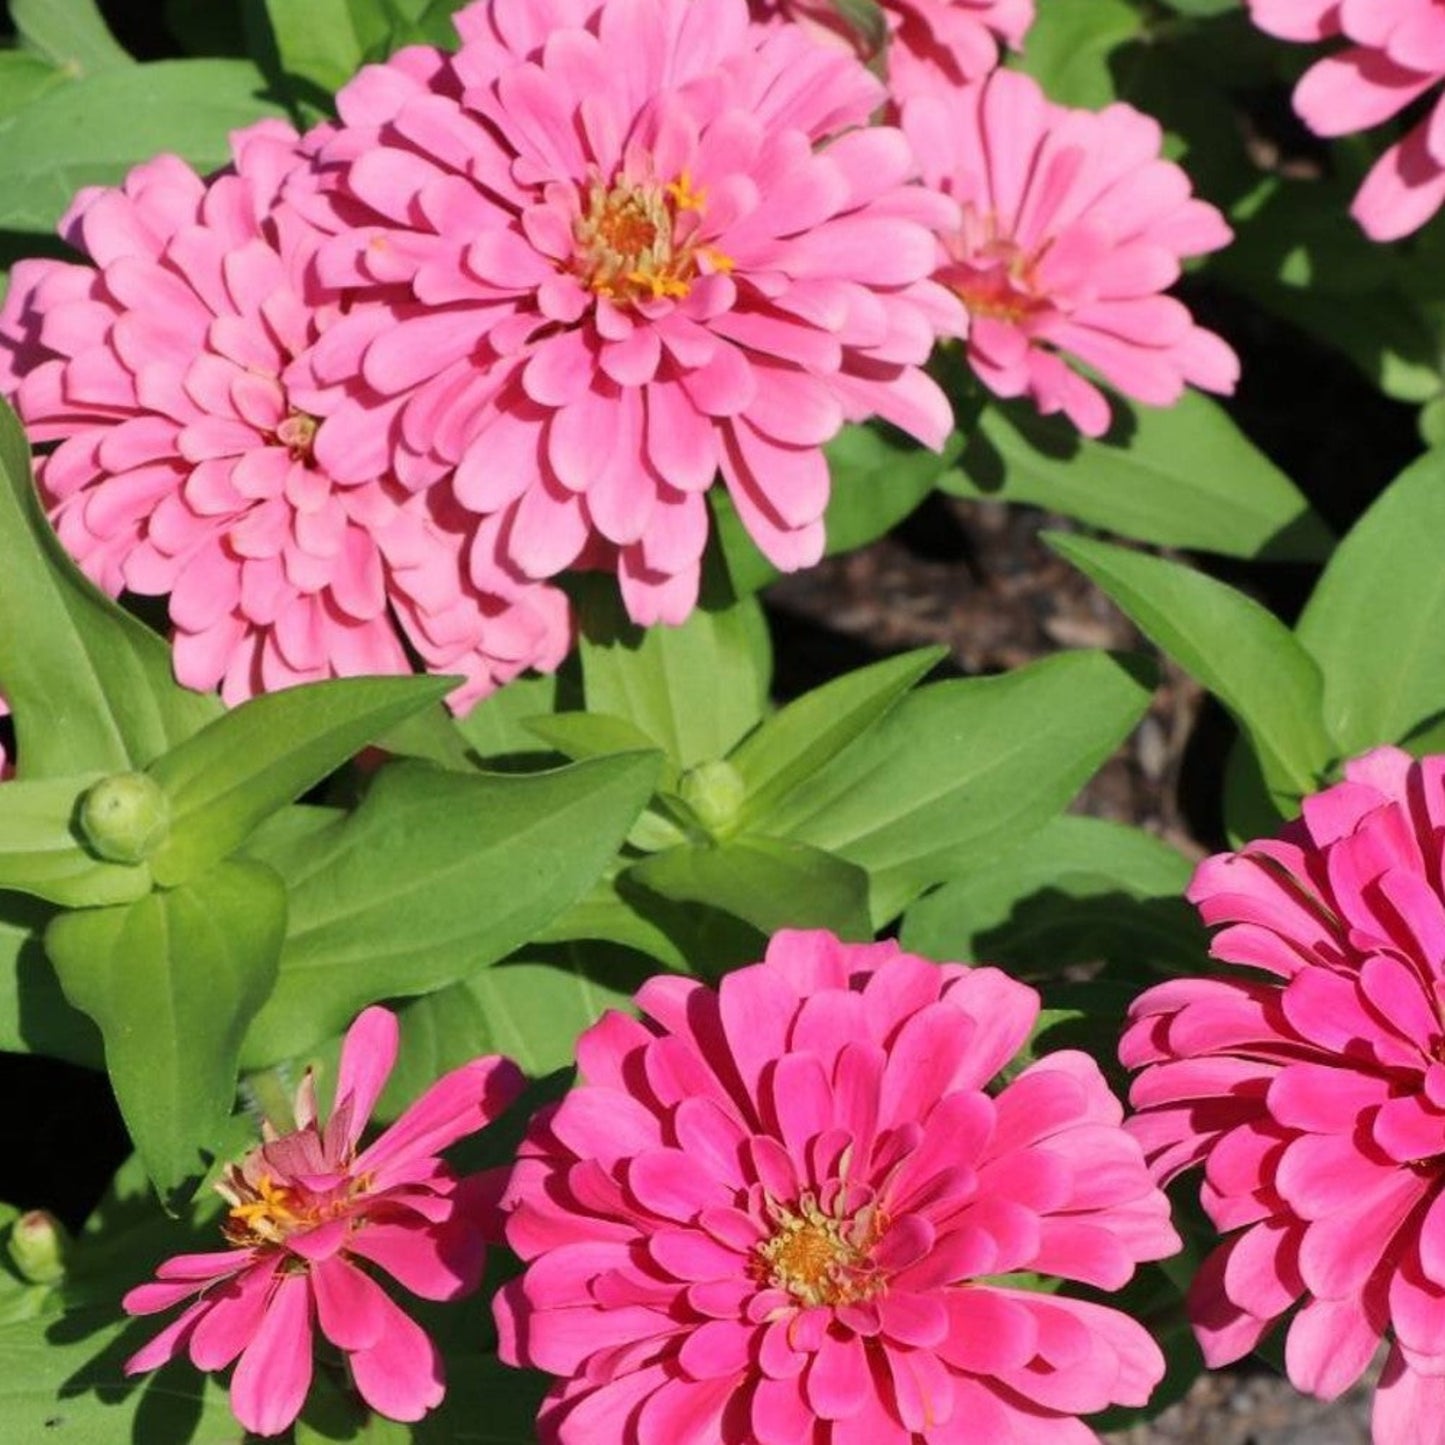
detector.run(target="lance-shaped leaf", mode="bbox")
[0,892,100,1066]
[731,647,945,828]
[0,399,221,778]
[630,836,874,941]
[1049,533,1336,806]
[759,650,1155,925]
[10,0,133,76]
[0,775,153,907]
[146,674,453,886]
[240,752,660,1065]
[45,859,287,1204]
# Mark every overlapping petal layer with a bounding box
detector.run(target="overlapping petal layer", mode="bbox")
[1123,747,1445,1445]
[497,928,1178,1444]
[292,0,964,624]
[904,67,1238,438]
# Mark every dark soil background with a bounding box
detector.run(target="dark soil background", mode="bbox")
[0,3,1427,1440]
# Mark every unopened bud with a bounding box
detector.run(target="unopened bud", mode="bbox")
[8,1210,68,1284]
[79,772,170,865]
[679,760,746,838]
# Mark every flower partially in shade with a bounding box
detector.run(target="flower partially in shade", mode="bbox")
[903,68,1239,438]
[0,120,571,710]
[1247,0,1445,241]
[1121,746,1445,1444]
[496,928,1178,1443]
[754,0,1034,106]
[123,1007,524,1437]
[292,0,964,625]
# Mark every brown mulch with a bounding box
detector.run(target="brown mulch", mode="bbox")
[763,493,1368,1444]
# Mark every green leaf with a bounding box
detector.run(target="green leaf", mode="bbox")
[630,836,874,941]
[901,816,1207,979]
[375,701,480,772]
[147,674,453,885]
[758,651,1156,925]
[454,671,563,764]
[240,753,659,1064]
[0,52,70,121]
[1014,0,1143,107]
[731,647,945,829]
[713,423,960,595]
[0,893,101,1066]
[262,0,369,94]
[578,584,771,770]
[9,0,132,76]
[947,393,1333,562]
[0,382,221,783]
[526,712,673,781]
[46,859,287,1203]
[1297,451,1445,753]
[0,59,286,233]
[0,775,152,907]
[1049,533,1335,806]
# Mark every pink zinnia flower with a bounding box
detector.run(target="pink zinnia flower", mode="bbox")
[292,0,964,625]
[1248,0,1445,240]
[123,1007,524,1436]
[754,0,1034,106]
[495,928,1179,1443]
[903,68,1239,438]
[1122,746,1445,1444]
[0,120,571,710]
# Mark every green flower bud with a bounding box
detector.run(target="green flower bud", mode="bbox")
[7,1210,68,1285]
[678,760,747,838]
[79,772,170,865]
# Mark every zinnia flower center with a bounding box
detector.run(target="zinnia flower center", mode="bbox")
[944,219,1052,324]
[573,171,730,305]
[221,1173,311,1247]
[756,1193,883,1307]
[274,409,319,465]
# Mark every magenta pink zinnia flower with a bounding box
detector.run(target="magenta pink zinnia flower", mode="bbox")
[0,120,571,710]
[1248,0,1445,240]
[1122,746,1445,1443]
[292,0,964,625]
[495,928,1178,1443]
[123,1007,523,1437]
[754,0,1033,105]
[903,68,1239,438]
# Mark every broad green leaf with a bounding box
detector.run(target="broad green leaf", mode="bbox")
[760,650,1155,925]
[901,816,1206,979]
[0,1308,244,1445]
[0,401,221,778]
[714,423,959,596]
[579,585,770,770]
[732,647,945,828]
[0,52,69,121]
[0,775,152,907]
[46,859,287,1203]
[262,0,368,94]
[376,701,480,772]
[1049,533,1335,805]
[146,674,452,885]
[10,0,132,76]
[1297,451,1445,753]
[240,753,659,1064]
[947,394,1332,562]
[454,671,563,764]
[0,60,285,233]
[631,836,873,941]
[1015,0,1142,107]
[527,712,673,782]
[0,892,100,1066]
[397,0,475,46]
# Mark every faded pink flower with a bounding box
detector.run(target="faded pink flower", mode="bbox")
[292,0,964,625]
[495,928,1178,1443]
[754,0,1034,106]
[123,1007,524,1437]
[903,68,1239,438]
[1121,746,1445,1444]
[1248,0,1445,240]
[0,120,571,711]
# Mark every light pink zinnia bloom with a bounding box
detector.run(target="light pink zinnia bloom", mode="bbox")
[123,1007,524,1437]
[754,0,1034,106]
[0,121,570,710]
[1121,746,1445,1444]
[495,928,1178,1443]
[1248,0,1445,240]
[903,68,1239,438]
[293,0,964,625]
